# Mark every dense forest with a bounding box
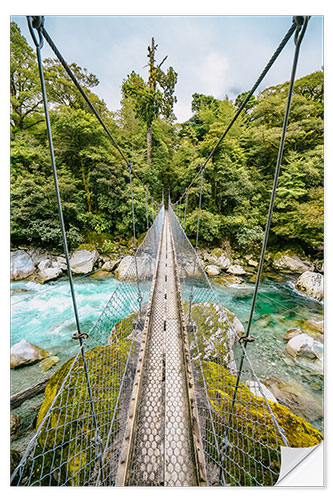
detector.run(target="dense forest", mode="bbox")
[10,22,324,258]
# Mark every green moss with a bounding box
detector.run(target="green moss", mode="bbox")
[201,360,323,485]
[184,302,240,364]
[35,342,131,485]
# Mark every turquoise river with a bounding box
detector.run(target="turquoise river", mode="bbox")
[10,272,324,432]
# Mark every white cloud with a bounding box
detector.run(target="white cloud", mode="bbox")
[174,99,192,123]
[195,51,231,99]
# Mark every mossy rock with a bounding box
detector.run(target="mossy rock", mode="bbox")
[34,342,131,485]
[201,360,323,486]
[185,302,244,370]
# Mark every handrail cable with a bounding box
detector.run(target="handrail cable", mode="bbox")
[29,17,155,201]
[26,15,103,478]
[223,15,309,449]
[174,17,299,206]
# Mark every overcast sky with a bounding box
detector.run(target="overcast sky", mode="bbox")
[11,15,323,123]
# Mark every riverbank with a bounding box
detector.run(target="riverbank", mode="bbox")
[10,242,324,287]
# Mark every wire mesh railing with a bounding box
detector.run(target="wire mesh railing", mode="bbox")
[168,204,323,486]
[11,206,164,486]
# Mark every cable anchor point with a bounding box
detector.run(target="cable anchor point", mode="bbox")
[72,331,89,340]
[27,16,45,49]
[239,334,255,345]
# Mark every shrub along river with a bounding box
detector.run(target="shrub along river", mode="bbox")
[11,272,323,434]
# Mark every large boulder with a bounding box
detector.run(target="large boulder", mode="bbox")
[226,264,246,275]
[181,258,204,278]
[27,248,50,266]
[69,249,98,274]
[188,302,244,373]
[271,250,310,274]
[208,248,231,270]
[11,250,35,280]
[114,254,155,281]
[56,256,67,271]
[37,259,63,284]
[11,339,50,368]
[36,344,131,485]
[202,361,323,486]
[295,271,323,302]
[285,333,323,374]
[205,264,220,277]
[114,255,133,280]
[101,259,120,272]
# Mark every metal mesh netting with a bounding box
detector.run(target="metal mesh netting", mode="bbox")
[11,206,164,486]
[168,205,289,486]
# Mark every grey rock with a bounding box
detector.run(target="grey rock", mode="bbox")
[272,251,310,273]
[264,378,323,422]
[205,264,220,277]
[10,339,50,368]
[114,254,155,281]
[37,258,63,283]
[10,250,35,280]
[226,264,246,275]
[295,271,323,302]
[208,249,231,269]
[285,333,323,374]
[101,259,121,272]
[56,256,67,271]
[70,249,99,274]
[27,248,50,266]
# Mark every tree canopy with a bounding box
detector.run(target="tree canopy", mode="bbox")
[10,22,323,258]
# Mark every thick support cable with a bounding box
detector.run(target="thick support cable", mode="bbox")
[27,15,102,457]
[32,16,153,204]
[223,15,308,452]
[39,21,128,167]
[174,18,298,205]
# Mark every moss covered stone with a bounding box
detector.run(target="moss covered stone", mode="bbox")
[185,301,244,373]
[201,360,323,485]
[35,342,131,485]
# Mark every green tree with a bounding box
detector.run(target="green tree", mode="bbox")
[10,22,44,133]
[122,37,177,167]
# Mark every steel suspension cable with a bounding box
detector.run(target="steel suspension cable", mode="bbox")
[31,17,154,205]
[27,15,102,462]
[174,17,299,206]
[223,15,309,450]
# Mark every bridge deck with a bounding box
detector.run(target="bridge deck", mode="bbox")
[118,213,198,486]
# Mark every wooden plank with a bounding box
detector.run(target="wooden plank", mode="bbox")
[10,376,51,410]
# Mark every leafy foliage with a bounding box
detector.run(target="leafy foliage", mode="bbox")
[10,22,323,257]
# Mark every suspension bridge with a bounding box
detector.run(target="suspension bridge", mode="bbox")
[11,16,323,487]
